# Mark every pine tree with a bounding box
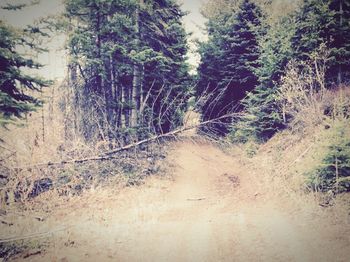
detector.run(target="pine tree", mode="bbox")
[220,0,262,99]
[234,0,350,143]
[0,11,51,126]
[231,15,295,142]
[292,0,350,86]
[197,12,230,100]
[308,121,350,192]
[65,0,133,140]
[64,0,189,141]
[292,0,333,62]
[138,0,190,134]
[328,0,350,84]
[197,0,262,135]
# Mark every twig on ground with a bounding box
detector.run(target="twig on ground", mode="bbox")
[186,198,206,201]
[0,225,72,243]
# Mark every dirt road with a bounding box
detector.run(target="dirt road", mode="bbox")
[7,141,350,261]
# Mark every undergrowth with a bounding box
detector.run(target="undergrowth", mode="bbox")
[0,86,169,211]
[306,120,350,193]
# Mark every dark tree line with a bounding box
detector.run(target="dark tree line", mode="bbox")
[1,0,350,146]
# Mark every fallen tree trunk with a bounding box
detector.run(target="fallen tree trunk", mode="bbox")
[14,112,241,170]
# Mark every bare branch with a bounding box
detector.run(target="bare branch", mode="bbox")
[14,112,242,170]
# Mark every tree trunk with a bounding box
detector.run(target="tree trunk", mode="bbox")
[131,63,142,127]
[117,79,122,129]
[103,55,113,141]
[110,55,119,132]
[121,84,129,128]
[95,5,103,95]
[131,0,144,127]
[68,63,78,136]
[337,0,343,85]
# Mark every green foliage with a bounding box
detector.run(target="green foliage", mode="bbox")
[292,0,333,61]
[140,0,191,133]
[292,0,350,85]
[0,18,51,126]
[328,0,350,84]
[64,0,190,141]
[197,0,262,135]
[196,14,225,93]
[220,0,262,90]
[229,0,350,143]
[307,121,350,192]
[230,15,294,142]
[230,86,284,142]
[254,16,295,87]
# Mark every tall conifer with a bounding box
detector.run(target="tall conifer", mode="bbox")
[0,5,51,126]
[197,0,262,135]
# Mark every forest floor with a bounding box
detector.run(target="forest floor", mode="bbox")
[1,139,350,261]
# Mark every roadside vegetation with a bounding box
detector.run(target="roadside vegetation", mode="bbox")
[0,0,350,260]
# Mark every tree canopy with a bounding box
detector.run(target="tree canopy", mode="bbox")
[199,0,350,141]
[63,0,190,142]
[197,0,262,135]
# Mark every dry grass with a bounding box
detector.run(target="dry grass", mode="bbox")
[279,45,350,137]
[1,122,350,261]
[1,58,350,260]
[226,82,350,229]
[0,82,171,214]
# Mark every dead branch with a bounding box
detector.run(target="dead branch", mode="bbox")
[186,197,206,201]
[0,225,72,243]
[14,112,242,170]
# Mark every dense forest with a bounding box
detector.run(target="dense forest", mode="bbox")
[1,0,350,260]
[1,0,350,190]
[198,0,350,138]
[1,0,350,191]
[62,0,191,143]
[196,0,350,191]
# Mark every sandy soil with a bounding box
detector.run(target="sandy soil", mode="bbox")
[3,140,350,261]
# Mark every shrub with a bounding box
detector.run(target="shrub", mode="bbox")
[306,120,350,192]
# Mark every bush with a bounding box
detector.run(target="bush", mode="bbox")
[307,120,350,192]
[229,85,285,143]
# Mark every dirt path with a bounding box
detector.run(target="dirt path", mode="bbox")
[7,141,350,261]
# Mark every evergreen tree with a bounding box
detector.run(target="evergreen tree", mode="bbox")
[292,0,333,62]
[0,8,51,126]
[292,0,350,85]
[196,12,230,131]
[64,0,189,142]
[233,0,350,142]
[307,121,350,192]
[231,15,295,142]
[197,0,262,135]
[65,0,140,140]
[139,0,190,134]
[220,0,262,100]
[328,0,350,84]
